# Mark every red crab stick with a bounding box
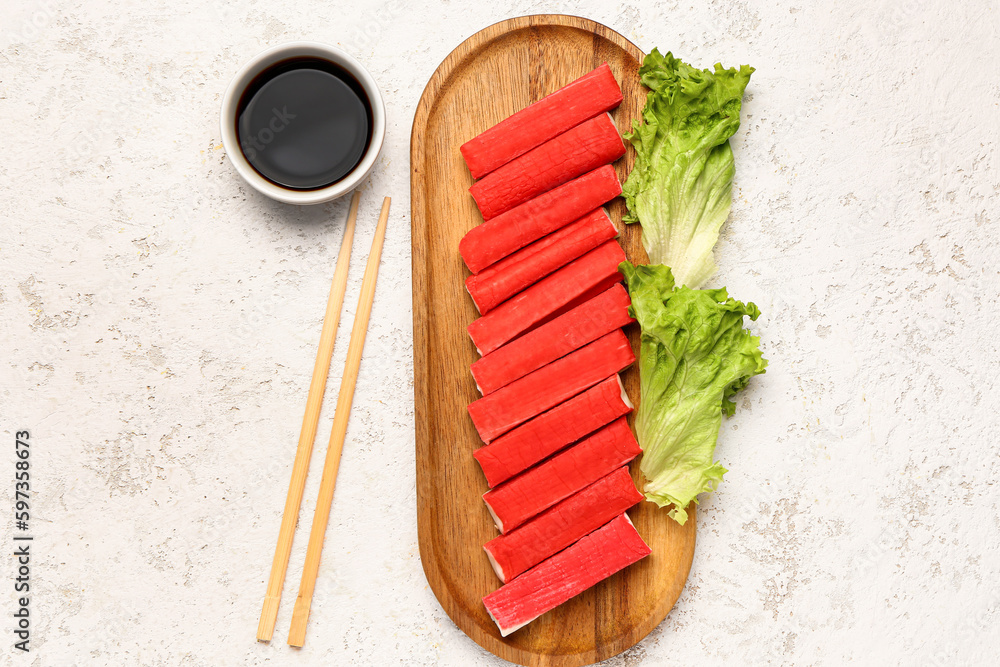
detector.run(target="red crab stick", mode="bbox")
[482,513,651,636]
[466,208,618,315]
[469,113,626,220]
[460,165,622,275]
[460,63,623,179]
[474,376,632,488]
[483,467,642,583]
[467,240,626,356]
[471,284,633,395]
[481,416,641,533]
[468,330,634,444]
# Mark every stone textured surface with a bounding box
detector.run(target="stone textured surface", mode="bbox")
[2,0,999,665]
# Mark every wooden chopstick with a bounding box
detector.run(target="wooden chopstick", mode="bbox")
[256,191,361,642]
[287,196,392,647]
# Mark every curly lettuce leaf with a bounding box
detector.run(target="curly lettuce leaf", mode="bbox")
[621,262,767,524]
[622,50,753,288]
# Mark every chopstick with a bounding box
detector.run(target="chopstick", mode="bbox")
[287,196,392,647]
[256,191,361,642]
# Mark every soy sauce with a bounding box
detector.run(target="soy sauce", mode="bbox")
[236,58,372,190]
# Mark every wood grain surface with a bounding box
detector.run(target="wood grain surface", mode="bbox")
[411,15,696,667]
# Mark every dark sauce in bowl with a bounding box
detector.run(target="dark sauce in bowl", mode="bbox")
[236,58,372,190]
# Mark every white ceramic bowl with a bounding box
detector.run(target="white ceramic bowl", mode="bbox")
[220,42,385,205]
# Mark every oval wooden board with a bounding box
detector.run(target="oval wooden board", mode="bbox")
[411,15,696,667]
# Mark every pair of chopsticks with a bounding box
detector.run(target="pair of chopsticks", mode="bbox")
[256,192,391,647]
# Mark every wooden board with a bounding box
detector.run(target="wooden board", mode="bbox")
[411,15,696,667]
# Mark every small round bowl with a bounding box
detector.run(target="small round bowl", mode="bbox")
[220,42,385,205]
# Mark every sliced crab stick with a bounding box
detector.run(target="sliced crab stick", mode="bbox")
[466,208,618,315]
[471,284,633,395]
[530,273,624,332]
[482,513,651,637]
[460,165,622,275]
[467,240,626,356]
[469,113,626,220]
[484,467,643,583]
[468,330,634,444]
[474,376,633,488]
[481,416,641,533]
[460,63,623,179]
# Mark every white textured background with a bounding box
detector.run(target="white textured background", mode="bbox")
[2,0,998,665]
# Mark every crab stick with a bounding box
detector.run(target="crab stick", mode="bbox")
[460,165,622,275]
[469,113,626,220]
[471,284,633,395]
[481,416,640,533]
[468,330,634,444]
[460,63,624,179]
[467,240,626,356]
[466,208,618,314]
[483,467,642,583]
[534,273,624,330]
[482,513,651,636]
[474,376,632,487]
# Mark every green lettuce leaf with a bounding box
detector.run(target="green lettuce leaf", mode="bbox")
[621,261,767,524]
[622,50,754,288]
